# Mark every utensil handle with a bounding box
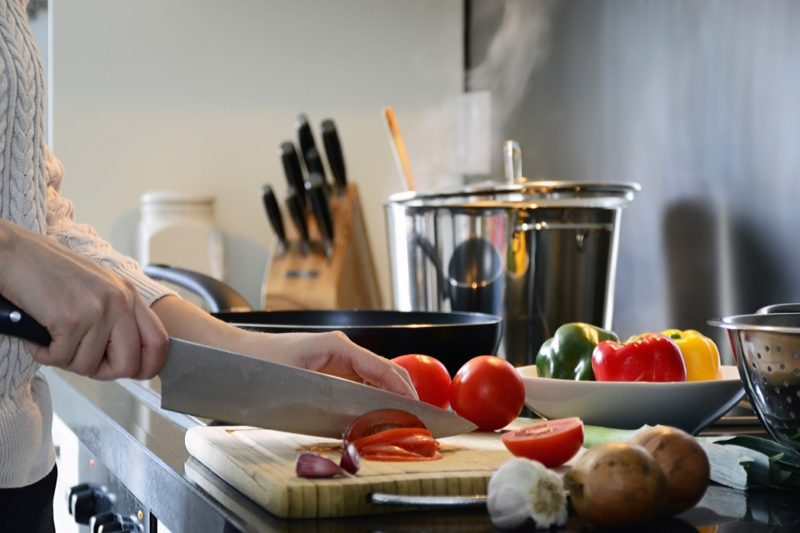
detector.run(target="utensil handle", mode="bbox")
[0,296,51,345]
[143,264,252,313]
[370,492,487,508]
[278,141,307,208]
[383,106,416,192]
[261,184,287,252]
[757,303,800,314]
[321,119,347,195]
[306,174,334,258]
[503,139,522,183]
[296,114,327,184]
[285,186,310,249]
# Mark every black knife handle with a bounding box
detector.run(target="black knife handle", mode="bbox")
[295,114,327,183]
[285,186,310,246]
[0,296,52,345]
[321,119,347,193]
[306,173,334,254]
[261,184,287,250]
[278,141,307,208]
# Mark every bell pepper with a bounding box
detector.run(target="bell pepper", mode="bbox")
[536,323,620,381]
[661,329,722,381]
[592,333,687,382]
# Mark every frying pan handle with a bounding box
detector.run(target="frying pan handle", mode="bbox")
[144,264,252,313]
[0,296,51,345]
[757,303,800,314]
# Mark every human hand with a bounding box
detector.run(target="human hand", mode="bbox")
[256,330,418,399]
[0,222,169,380]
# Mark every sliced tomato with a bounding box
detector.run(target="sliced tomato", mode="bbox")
[350,427,432,451]
[343,409,426,443]
[359,443,442,462]
[344,410,442,462]
[501,418,584,468]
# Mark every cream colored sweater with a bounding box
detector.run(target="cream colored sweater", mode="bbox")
[0,0,175,487]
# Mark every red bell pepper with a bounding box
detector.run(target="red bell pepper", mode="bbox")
[591,333,687,382]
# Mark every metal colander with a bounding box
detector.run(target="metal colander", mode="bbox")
[710,311,800,450]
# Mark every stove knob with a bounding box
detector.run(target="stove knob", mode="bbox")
[90,511,122,533]
[97,515,142,533]
[68,483,113,525]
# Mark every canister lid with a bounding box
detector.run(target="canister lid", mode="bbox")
[386,179,640,209]
[140,191,215,205]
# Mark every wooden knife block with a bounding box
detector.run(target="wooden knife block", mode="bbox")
[261,183,382,310]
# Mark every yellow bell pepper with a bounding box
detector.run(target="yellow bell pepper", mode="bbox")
[661,329,722,381]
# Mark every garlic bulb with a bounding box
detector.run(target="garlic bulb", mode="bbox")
[487,458,568,529]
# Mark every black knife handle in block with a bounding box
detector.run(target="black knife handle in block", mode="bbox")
[295,114,327,183]
[261,184,287,250]
[0,295,51,345]
[285,186,310,246]
[321,119,347,192]
[278,141,307,208]
[306,173,334,254]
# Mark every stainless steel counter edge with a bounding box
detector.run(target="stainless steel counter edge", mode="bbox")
[43,367,284,533]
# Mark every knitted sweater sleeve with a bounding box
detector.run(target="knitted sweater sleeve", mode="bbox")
[42,147,177,306]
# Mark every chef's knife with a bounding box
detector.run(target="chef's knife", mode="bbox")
[321,119,347,196]
[306,173,334,258]
[278,141,307,210]
[0,296,476,438]
[295,114,327,184]
[285,185,310,254]
[260,184,288,254]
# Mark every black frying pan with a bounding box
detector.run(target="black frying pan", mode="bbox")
[144,265,502,375]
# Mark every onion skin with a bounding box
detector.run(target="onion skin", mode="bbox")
[295,452,342,478]
[629,426,710,515]
[565,443,666,526]
[339,442,361,475]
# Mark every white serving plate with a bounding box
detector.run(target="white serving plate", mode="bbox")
[517,365,744,434]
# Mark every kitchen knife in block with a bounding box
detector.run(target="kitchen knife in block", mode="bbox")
[284,186,310,254]
[260,184,287,254]
[295,114,327,185]
[278,141,307,209]
[261,183,382,310]
[306,173,334,258]
[321,119,347,196]
[185,425,512,519]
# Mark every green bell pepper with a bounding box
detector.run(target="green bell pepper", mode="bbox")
[535,322,619,380]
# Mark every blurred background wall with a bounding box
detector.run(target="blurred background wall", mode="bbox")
[468,0,800,353]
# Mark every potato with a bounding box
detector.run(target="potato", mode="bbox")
[564,442,666,526]
[629,426,710,515]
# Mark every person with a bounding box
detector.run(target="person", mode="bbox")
[0,2,415,532]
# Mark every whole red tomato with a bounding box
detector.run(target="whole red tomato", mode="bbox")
[392,354,452,409]
[449,355,525,431]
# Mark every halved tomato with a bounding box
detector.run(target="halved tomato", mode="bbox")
[501,417,584,468]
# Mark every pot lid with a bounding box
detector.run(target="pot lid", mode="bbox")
[387,179,641,210]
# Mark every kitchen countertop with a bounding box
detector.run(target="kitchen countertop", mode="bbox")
[45,367,800,532]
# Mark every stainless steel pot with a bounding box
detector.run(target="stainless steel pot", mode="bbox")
[385,177,639,366]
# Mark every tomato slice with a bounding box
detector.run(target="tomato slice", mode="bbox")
[343,409,426,443]
[501,418,584,468]
[359,444,442,462]
[344,409,441,462]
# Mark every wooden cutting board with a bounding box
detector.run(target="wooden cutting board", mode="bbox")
[185,426,515,519]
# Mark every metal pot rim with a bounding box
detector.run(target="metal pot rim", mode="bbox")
[709,313,800,335]
[386,180,641,209]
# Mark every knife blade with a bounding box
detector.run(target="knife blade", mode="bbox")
[260,184,288,254]
[160,338,476,438]
[0,297,476,438]
[321,119,347,196]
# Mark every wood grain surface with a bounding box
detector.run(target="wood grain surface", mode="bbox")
[185,426,515,519]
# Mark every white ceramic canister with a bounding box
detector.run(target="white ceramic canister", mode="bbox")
[137,191,224,280]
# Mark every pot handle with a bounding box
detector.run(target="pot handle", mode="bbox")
[144,264,252,313]
[756,303,800,314]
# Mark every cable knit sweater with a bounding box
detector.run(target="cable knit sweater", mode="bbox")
[0,0,175,487]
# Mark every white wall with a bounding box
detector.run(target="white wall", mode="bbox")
[50,0,463,307]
